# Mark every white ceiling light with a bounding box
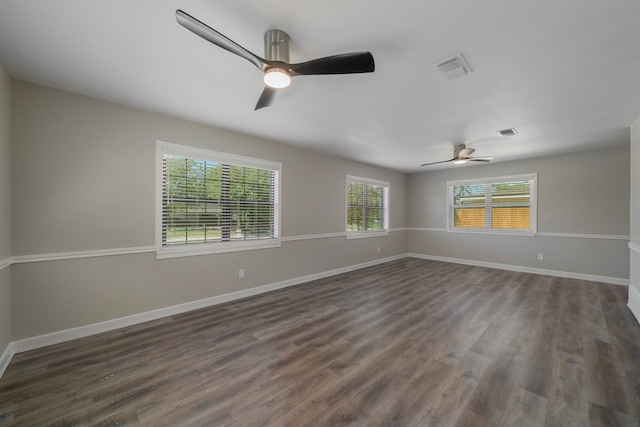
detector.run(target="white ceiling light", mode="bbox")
[264,68,291,88]
[453,159,468,165]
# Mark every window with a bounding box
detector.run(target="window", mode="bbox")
[447,173,536,234]
[156,141,281,258]
[346,175,389,238]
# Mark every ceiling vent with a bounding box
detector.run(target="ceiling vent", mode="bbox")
[435,53,472,79]
[497,128,518,137]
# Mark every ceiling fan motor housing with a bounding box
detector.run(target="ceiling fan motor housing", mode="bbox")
[264,30,290,63]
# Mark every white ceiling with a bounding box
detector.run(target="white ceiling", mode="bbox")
[1,0,639,172]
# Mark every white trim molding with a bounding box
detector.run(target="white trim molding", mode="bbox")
[11,254,407,355]
[346,231,389,240]
[5,229,411,266]
[254,229,406,242]
[11,246,155,264]
[630,242,640,326]
[409,227,629,241]
[537,232,630,241]
[0,342,15,378]
[447,229,536,238]
[628,285,640,326]
[282,232,346,242]
[2,229,626,267]
[408,253,630,286]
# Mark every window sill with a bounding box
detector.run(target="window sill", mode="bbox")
[447,228,536,237]
[346,231,389,240]
[156,240,281,259]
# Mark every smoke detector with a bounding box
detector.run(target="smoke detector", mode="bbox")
[435,53,472,79]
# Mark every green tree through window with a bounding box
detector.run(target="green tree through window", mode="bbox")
[156,141,281,258]
[163,156,277,245]
[346,176,389,233]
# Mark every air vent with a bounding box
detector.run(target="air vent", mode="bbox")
[497,128,518,137]
[435,53,472,79]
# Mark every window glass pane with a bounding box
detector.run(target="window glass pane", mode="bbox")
[448,175,535,232]
[347,207,364,231]
[490,180,531,229]
[162,153,277,247]
[347,183,364,206]
[454,207,485,228]
[346,178,389,233]
[491,207,530,229]
[453,184,486,206]
[367,207,383,230]
[366,185,384,207]
[166,227,186,244]
[491,181,530,205]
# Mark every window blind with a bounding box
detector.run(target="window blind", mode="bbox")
[448,174,536,233]
[346,176,389,233]
[156,141,281,258]
[162,155,278,245]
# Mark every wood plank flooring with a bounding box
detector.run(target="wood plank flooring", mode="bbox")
[1,258,639,426]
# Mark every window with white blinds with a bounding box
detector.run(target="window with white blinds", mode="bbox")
[447,173,537,234]
[156,141,281,258]
[346,175,389,238]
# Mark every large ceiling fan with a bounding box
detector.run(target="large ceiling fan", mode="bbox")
[175,10,375,110]
[421,144,493,167]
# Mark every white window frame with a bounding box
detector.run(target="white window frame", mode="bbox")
[346,175,390,239]
[155,141,282,259]
[446,173,537,235]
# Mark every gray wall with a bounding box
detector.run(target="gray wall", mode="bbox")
[10,81,408,339]
[631,114,640,305]
[0,62,11,354]
[408,145,630,280]
[5,77,635,343]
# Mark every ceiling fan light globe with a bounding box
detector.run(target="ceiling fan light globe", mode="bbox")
[264,68,291,88]
[453,159,468,165]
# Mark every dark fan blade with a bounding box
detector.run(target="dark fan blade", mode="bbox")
[176,10,266,71]
[468,157,493,162]
[420,158,455,167]
[255,86,277,110]
[287,52,374,76]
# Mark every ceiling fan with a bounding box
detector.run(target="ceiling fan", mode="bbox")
[175,10,375,110]
[420,144,493,167]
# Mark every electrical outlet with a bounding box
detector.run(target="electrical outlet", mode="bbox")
[537,253,543,261]
[239,268,245,278]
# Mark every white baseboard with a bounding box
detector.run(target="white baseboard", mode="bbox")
[12,254,407,355]
[407,253,630,286]
[0,341,16,378]
[628,285,640,326]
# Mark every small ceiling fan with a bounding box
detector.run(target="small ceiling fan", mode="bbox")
[420,144,493,167]
[175,10,375,110]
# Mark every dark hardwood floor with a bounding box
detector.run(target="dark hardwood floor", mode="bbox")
[1,258,639,426]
